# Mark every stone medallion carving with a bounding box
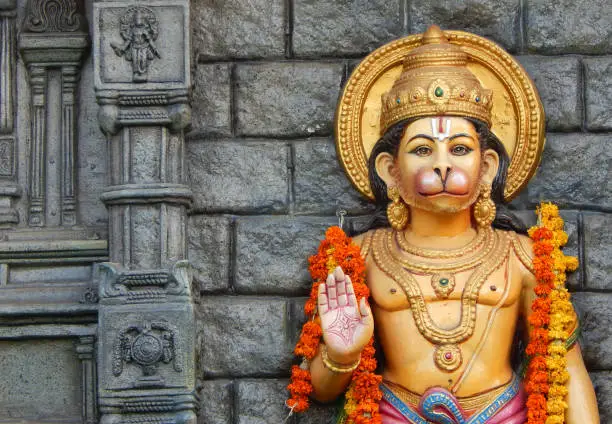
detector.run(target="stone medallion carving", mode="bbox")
[113,321,182,387]
[111,6,160,82]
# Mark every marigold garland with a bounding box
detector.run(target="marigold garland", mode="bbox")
[526,203,578,424]
[287,226,382,423]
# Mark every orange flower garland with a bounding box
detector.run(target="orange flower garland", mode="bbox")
[287,226,382,423]
[526,203,578,424]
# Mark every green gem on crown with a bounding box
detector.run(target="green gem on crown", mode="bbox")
[439,278,449,286]
[434,87,444,97]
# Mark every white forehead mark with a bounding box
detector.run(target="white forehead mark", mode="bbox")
[431,117,451,141]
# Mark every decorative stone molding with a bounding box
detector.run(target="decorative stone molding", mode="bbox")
[97,261,190,303]
[24,0,85,33]
[0,7,20,225]
[19,0,89,227]
[97,262,197,423]
[76,335,99,424]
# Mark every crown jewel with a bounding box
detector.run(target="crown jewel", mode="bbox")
[380,25,493,134]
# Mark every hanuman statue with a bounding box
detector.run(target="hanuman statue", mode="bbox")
[289,26,600,424]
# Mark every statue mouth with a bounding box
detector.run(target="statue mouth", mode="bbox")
[418,189,469,197]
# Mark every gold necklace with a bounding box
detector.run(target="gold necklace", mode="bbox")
[371,228,511,372]
[388,228,496,299]
[388,228,495,274]
[395,226,490,259]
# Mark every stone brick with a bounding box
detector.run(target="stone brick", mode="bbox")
[235,63,344,137]
[591,372,612,424]
[187,141,289,213]
[198,379,233,424]
[188,215,232,293]
[199,297,292,377]
[526,134,611,209]
[526,0,612,54]
[234,216,335,295]
[572,293,612,370]
[0,340,82,420]
[191,64,232,136]
[411,0,520,51]
[518,56,581,131]
[236,379,288,424]
[192,0,285,60]
[293,138,375,214]
[295,403,339,424]
[584,213,612,290]
[585,57,612,131]
[293,0,403,57]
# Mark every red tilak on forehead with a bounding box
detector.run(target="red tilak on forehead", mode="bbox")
[438,116,444,134]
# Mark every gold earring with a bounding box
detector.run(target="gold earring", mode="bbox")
[473,185,496,228]
[387,186,409,231]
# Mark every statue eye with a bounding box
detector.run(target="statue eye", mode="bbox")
[451,145,472,156]
[411,146,432,157]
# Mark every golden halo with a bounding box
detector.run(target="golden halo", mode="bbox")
[335,30,545,202]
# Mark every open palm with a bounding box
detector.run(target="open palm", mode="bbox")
[318,267,374,362]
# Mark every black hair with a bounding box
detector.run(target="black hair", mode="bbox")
[354,118,527,235]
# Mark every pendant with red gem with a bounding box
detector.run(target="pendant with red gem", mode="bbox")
[434,344,462,372]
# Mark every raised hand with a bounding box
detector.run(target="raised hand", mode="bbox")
[318,267,374,364]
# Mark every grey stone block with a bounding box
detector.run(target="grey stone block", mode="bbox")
[198,379,233,424]
[584,213,612,290]
[192,0,286,60]
[293,0,403,57]
[289,298,309,347]
[572,293,612,370]
[411,0,520,51]
[518,56,581,131]
[235,216,335,295]
[293,138,375,214]
[525,0,612,54]
[191,64,232,136]
[526,134,611,209]
[295,403,340,424]
[585,57,612,131]
[235,63,344,137]
[188,215,232,293]
[199,297,292,377]
[0,340,82,421]
[187,140,289,213]
[236,379,289,424]
[591,372,612,424]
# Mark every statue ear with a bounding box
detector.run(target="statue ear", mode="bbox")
[481,148,500,186]
[374,152,398,189]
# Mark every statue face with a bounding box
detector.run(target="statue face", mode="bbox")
[375,116,499,214]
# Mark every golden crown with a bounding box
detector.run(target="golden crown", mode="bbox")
[380,25,493,134]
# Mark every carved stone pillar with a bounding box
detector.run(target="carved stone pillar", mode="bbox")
[93,2,197,423]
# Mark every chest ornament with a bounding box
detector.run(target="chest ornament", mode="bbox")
[372,228,511,372]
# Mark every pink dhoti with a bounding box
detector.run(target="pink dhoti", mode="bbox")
[379,374,526,424]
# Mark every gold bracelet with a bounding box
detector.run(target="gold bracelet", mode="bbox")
[321,345,361,373]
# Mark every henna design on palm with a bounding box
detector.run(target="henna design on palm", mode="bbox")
[326,309,362,346]
[318,267,374,360]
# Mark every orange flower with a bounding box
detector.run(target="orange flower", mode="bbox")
[526,202,577,424]
[289,226,381,423]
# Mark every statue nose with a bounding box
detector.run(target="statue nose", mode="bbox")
[434,166,451,183]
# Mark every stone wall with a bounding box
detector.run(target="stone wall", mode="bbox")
[187,1,612,422]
